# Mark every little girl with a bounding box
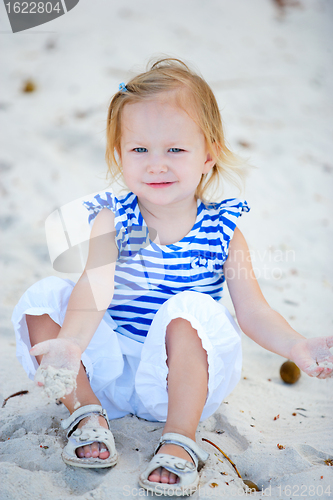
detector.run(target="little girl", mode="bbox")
[12,58,333,496]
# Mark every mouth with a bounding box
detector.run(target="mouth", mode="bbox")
[146,181,175,188]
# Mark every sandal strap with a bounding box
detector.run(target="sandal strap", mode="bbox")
[155,432,209,465]
[61,404,110,436]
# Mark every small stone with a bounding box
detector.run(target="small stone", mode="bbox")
[243,480,260,492]
[22,80,37,93]
[238,140,252,149]
[280,360,301,384]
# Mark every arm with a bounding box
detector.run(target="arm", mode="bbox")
[224,227,333,378]
[57,207,118,351]
[30,207,118,365]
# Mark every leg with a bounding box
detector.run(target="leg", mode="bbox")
[27,314,109,460]
[148,318,208,485]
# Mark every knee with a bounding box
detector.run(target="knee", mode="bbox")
[166,317,196,340]
[165,317,207,363]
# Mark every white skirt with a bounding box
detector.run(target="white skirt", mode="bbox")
[11,277,242,422]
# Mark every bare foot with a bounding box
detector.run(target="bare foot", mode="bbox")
[75,415,110,460]
[148,443,194,484]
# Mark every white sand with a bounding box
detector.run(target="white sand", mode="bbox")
[35,366,77,400]
[1,0,333,498]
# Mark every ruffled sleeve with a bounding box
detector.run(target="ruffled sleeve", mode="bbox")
[82,190,131,252]
[218,198,250,257]
[82,191,118,225]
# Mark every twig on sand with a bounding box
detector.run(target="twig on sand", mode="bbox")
[2,390,29,408]
[202,437,242,479]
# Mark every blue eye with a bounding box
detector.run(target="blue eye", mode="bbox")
[133,147,147,153]
[169,148,183,153]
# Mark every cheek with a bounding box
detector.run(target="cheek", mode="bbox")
[121,155,133,173]
[122,163,140,187]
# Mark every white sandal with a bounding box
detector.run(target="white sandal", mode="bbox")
[60,404,118,468]
[139,432,209,495]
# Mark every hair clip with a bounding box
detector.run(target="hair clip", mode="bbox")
[119,82,128,92]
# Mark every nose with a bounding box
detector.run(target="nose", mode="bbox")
[147,154,168,174]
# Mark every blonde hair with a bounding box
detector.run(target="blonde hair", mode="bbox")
[105,57,248,202]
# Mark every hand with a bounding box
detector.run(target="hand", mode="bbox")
[30,338,82,397]
[290,336,333,379]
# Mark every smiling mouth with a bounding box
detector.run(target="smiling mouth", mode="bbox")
[146,181,175,187]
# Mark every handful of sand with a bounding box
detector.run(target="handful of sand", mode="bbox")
[306,361,333,377]
[30,338,82,401]
[35,366,77,400]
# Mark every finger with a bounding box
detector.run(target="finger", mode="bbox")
[34,367,45,387]
[317,368,332,379]
[304,363,320,377]
[29,340,51,357]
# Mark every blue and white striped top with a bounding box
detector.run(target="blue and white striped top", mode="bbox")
[83,191,249,343]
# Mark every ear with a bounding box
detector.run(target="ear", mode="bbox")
[203,143,218,174]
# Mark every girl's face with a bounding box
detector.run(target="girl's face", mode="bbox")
[119,93,215,209]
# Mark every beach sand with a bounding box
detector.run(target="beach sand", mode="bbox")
[1,0,332,498]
